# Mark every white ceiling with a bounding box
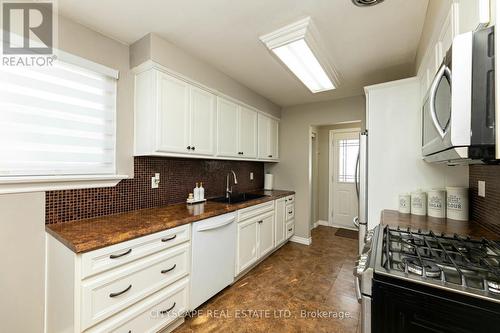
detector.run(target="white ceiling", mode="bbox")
[58,0,429,107]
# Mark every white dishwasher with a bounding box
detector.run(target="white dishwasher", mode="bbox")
[190,212,236,310]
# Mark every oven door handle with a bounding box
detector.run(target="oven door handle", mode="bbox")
[354,275,362,303]
[429,63,451,139]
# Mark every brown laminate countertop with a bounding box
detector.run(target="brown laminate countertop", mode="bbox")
[381,209,500,240]
[46,189,295,254]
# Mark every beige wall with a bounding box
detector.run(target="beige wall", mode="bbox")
[59,15,134,176]
[316,123,361,222]
[266,95,365,239]
[130,33,281,118]
[415,0,451,72]
[0,192,45,333]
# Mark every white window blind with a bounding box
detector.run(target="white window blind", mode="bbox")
[0,58,118,177]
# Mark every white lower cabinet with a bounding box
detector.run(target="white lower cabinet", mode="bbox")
[236,217,260,274]
[274,198,286,246]
[46,224,191,333]
[235,203,276,276]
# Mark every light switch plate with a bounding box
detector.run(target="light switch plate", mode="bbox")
[151,173,160,189]
[250,172,254,180]
[478,180,486,197]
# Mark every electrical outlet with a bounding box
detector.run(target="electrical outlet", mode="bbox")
[250,172,254,180]
[478,180,486,197]
[151,173,160,189]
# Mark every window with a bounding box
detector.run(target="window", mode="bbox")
[0,54,118,177]
[337,138,359,183]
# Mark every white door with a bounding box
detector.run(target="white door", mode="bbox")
[257,113,271,159]
[157,74,190,153]
[258,213,274,258]
[217,97,240,157]
[274,198,286,246]
[236,219,259,275]
[238,106,257,158]
[330,130,360,228]
[190,86,216,156]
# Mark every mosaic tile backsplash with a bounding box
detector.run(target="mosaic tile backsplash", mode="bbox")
[469,164,500,236]
[46,156,264,224]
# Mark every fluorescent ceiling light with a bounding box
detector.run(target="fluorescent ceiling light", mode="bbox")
[260,17,339,93]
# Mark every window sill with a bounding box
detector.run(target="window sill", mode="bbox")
[0,175,129,194]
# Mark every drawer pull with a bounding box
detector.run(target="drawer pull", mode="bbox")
[109,248,132,259]
[258,220,263,224]
[288,228,293,232]
[161,234,177,242]
[161,264,177,274]
[109,284,132,298]
[160,302,176,315]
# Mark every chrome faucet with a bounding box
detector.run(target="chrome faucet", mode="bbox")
[226,170,238,198]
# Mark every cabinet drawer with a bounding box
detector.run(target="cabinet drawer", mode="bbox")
[285,204,295,221]
[81,224,190,279]
[81,243,190,330]
[86,278,189,333]
[238,201,274,221]
[286,221,295,239]
[285,195,294,205]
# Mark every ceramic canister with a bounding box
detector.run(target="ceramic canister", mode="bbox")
[446,187,469,221]
[427,189,446,218]
[398,193,411,214]
[411,190,427,216]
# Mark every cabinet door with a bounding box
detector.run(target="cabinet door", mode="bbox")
[258,213,274,258]
[217,98,240,157]
[269,118,279,159]
[190,86,216,156]
[257,113,271,159]
[157,74,190,154]
[274,199,286,246]
[238,107,257,158]
[236,219,259,275]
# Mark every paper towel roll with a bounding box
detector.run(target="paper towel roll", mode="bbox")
[264,174,274,190]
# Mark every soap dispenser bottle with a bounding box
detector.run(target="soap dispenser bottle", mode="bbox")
[199,182,205,200]
[194,182,200,201]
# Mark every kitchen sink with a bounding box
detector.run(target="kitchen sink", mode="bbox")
[209,193,268,204]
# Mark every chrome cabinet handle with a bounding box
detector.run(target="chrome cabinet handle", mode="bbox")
[109,284,132,298]
[161,264,177,274]
[160,302,176,315]
[354,276,362,302]
[109,248,132,259]
[161,235,177,242]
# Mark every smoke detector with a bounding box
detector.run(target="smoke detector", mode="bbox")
[352,0,385,7]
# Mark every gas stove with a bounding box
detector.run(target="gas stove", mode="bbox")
[374,225,500,303]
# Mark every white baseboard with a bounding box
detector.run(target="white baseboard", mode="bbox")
[290,235,312,245]
[311,221,320,230]
[330,223,358,231]
[317,220,330,227]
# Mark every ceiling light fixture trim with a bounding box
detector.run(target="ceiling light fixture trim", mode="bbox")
[259,17,340,93]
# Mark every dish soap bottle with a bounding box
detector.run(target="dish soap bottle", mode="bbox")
[194,183,200,201]
[199,182,205,200]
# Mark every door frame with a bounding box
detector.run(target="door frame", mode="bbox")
[328,127,361,228]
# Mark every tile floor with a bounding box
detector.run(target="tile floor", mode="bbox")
[174,226,360,333]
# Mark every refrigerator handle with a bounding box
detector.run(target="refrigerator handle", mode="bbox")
[359,131,368,225]
[355,151,360,200]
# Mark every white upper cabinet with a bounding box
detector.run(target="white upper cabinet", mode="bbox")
[157,73,190,154]
[190,86,216,156]
[258,113,279,160]
[135,65,279,161]
[217,98,240,157]
[239,106,258,158]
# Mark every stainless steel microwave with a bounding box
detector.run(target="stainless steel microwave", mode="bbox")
[422,26,495,164]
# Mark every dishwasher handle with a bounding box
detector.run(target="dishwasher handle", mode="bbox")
[196,216,235,232]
